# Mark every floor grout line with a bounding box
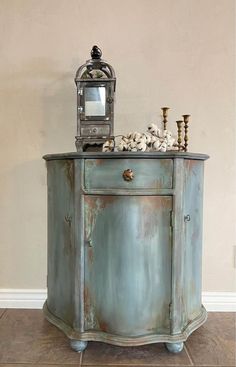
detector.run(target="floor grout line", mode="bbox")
[0,363,86,366]
[79,350,84,366]
[0,366,210,367]
[81,364,194,366]
[184,344,194,366]
[0,308,7,320]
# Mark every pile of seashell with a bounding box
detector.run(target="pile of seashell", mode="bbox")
[102,123,178,152]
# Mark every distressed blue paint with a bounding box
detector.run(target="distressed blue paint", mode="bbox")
[46,160,75,326]
[84,195,172,336]
[43,152,209,350]
[183,160,204,322]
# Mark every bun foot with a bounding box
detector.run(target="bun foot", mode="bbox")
[70,339,88,352]
[165,342,184,353]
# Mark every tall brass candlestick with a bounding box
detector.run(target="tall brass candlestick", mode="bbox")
[176,120,183,151]
[161,107,170,130]
[182,114,190,152]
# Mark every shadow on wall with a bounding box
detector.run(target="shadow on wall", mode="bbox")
[0,58,82,286]
[0,158,47,287]
[41,62,77,154]
[0,57,78,155]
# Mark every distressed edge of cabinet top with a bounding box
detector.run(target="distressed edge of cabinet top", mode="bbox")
[43,151,209,161]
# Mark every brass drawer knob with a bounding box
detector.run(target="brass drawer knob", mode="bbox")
[123,169,134,182]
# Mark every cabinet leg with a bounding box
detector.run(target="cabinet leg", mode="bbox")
[165,342,184,353]
[70,339,88,353]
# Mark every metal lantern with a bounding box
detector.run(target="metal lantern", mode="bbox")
[75,45,116,151]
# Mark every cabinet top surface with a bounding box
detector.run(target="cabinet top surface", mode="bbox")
[43,151,209,161]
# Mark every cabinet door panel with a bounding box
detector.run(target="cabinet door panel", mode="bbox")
[84,195,172,336]
[183,160,204,322]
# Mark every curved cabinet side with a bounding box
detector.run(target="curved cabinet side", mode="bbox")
[43,301,207,346]
[46,160,75,326]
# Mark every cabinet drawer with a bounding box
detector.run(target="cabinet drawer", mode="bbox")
[84,159,173,190]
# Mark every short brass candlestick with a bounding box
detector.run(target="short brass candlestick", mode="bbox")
[176,120,183,151]
[182,114,190,152]
[161,107,170,130]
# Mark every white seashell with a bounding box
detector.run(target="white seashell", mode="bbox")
[168,144,178,151]
[102,141,109,148]
[122,137,129,143]
[102,140,114,152]
[126,132,133,139]
[134,132,142,141]
[147,123,158,136]
[117,144,124,151]
[122,144,129,151]
[119,137,130,149]
[166,136,175,147]
[114,124,177,154]
[111,141,115,149]
[137,140,147,152]
[130,140,137,148]
[159,141,168,152]
[163,130,172,139]
[153,139,161,151]
[140,134,146,144]
[136,137,145,144]
[117,140,127,151]
[143,133,152,145]
[150,135,158,144]
[156,128,161,138]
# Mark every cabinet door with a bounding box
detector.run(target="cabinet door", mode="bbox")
[183,160,204,322]
[84,195,172,337]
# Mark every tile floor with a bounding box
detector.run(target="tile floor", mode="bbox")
[0,309,235,366]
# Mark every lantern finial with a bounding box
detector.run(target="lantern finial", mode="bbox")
[91,45,102,59]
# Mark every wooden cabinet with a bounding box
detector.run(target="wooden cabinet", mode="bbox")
[43,152,209,353]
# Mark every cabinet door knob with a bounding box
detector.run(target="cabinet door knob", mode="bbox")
[184,214,191,222]
[123,169,134,181]
[87,239,93,247]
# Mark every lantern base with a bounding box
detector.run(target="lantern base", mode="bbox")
[75,136,114,152]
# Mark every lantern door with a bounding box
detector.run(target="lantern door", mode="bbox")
[78,82,113,122]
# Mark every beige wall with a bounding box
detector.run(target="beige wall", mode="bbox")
[0,0,235,291]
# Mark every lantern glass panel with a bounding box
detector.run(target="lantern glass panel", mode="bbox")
[84,86,106,117]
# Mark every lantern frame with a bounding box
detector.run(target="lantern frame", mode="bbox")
[75,46,116,151]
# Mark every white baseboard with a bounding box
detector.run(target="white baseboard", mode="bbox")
[202,291,236,312]
[0,289,46,309]
[0,289,235,312]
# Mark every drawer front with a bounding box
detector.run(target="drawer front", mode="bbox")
[84,159,173,190]
[81,124,110,137]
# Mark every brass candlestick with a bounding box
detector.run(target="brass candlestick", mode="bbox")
[182,114,190,152]
[161,107,170,130]
[176,120,183,151]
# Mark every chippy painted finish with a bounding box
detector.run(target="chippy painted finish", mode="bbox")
[43,151,209,353]
[84,195,172,336]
